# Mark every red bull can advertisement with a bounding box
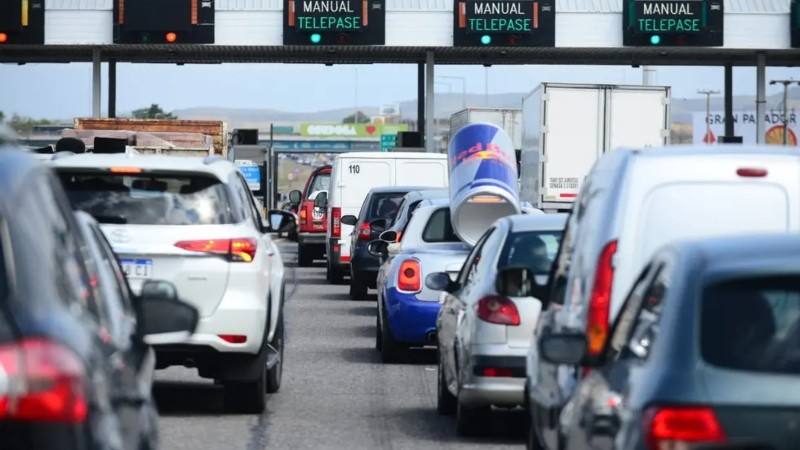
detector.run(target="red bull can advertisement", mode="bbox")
[448,123,521,246]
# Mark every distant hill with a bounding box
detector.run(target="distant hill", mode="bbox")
[170,87,800,130]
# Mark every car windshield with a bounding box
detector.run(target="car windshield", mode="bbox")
[366,193,405,223]
[57,171,234,225]
[498,230,563,275]
[702,275,800,375]
[422,208,459,243]
[305,172,330,197]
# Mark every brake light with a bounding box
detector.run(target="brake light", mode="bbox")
[736,167,767,177]
[331,207,341,238]
[218,335,247,344]
[398,259,421,292]
[586,239,617,356]
[175,238,258,262]
[643,406,726,450]
[0,338,88,423]
[299,208,307,225]
[358,221,371,240]
[482,368,514,377]
[109,166,142,173]
[476,296,520,326]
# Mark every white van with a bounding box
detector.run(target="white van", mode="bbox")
[317,152,449,283]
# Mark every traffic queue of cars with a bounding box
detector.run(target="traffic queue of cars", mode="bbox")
[307,123,800,450]
[1,132,295,449]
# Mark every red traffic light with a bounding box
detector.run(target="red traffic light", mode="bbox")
[165,32,177,43]
[676,34,688,45]
[506,34,519,46]
[336,33,349,45]
[0,33,8,43]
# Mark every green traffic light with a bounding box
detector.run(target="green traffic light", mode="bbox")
[650,35,661,45]
[480,35,491,45]
[310,33,321,44]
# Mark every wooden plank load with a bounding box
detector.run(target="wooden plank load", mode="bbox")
[73,118,228,156]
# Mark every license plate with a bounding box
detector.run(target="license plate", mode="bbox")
[120,259,153,279]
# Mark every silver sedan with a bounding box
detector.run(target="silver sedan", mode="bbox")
[426,213,567,436]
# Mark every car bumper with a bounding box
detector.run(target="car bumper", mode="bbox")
[459,353,527,407]
[0,422,90,450]
[298,232,326,246]
[385,288,440,345]
[351,244,382,285]
[329,238,351,272]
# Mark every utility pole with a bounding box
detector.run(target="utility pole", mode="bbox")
[698,89,720,144]
[769,79,800,146]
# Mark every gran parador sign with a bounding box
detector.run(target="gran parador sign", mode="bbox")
[299,123,408,137]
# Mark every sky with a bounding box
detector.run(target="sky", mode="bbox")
[1,63,798,120]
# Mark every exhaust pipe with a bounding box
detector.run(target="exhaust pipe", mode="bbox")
[426,331,438,344]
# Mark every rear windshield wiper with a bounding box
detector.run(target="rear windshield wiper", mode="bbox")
[92,214,128,224]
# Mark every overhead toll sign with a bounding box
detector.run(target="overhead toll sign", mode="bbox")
[114,0,214,44]
[792,0,799,48]
[453,0,555,47]
[283,0,386,45]
[623,0,723,47]
[0,0,45,44]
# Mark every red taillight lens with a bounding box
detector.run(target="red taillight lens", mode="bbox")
[476,296,521,326]
[358,221,371,240]
[175,238,258,263]
[299,208,307,225]
[482,367,514,377]
[398,259,421,292]
[586,239,617,356]
[218,335,247,344]
[643,406,726,450]
[0,338,88,423]
[331,207,341,238]
[736,167,767,177]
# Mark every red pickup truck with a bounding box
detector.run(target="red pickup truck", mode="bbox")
[289,165,331,267]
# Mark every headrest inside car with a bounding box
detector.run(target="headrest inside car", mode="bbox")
[93,137,128,154]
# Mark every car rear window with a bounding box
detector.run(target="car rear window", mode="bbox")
[365,193,406,223]
[422,208,459,243]
[305,172,330,198]
[57,171,234,225]
[498,231,563,274]
[702,276,800,375]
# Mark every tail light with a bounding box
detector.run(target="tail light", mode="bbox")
[299,208,307,225]
[586,239,618,356]
[331,207,342,238]
[398,259,421,292]
[0,338,88,423]
[175,238,258,263]
[476,296,520,326]
[737,167,767,177]
[395,231,403,242]
[643,406,726,450]
[358,221,371,240]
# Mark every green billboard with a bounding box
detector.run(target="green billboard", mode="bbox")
[300,123,408,137]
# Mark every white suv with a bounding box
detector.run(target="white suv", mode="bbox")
[52,153,293,414]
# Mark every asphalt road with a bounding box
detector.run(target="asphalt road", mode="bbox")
[153,241,527,449]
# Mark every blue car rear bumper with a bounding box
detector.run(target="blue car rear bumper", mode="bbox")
[384,287,440,345]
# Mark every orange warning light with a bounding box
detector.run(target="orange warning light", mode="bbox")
[0,33,8,43]
[165,32,177,43]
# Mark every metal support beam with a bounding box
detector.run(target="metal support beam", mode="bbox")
[642,65,655,85]
[92,48,102,117]
[724,64,734,138]
[425,51,435,153]
[108,59,117,118]
[755,53,766,144]
[417,62,425,138]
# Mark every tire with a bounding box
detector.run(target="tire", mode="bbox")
[349,273,368,300]
[223,372,266,414]
[380,307,403,363]
[456,402,491,437]
[437,353,457,416]
[266,312,284,394]
[298,245,313,267]
[326,261,344,284]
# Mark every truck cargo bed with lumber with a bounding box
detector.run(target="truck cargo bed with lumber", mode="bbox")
[73,118,228,156]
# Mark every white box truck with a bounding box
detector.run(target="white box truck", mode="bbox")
[450,108,522,150]
[520,83,671,212]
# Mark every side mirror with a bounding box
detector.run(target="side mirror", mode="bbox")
[313,191,328,209]
[425,272,458,293]
[369,218,387,233]
[340,215,357,226]
[288,189,302,204]
[496,266,536,297]
[137,280,199,343]
[538,333,587,366]
[379,230,398,242]
[367,239,389,258]
[266,209,295,233]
